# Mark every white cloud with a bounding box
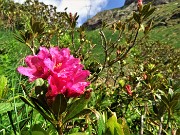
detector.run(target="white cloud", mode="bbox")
[13,0,108,26]
[13,0,25,4]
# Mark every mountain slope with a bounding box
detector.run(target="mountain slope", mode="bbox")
[82,0,180,30]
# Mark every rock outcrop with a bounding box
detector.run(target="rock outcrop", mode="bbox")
[124,0,176,6]
[82,0,177,30]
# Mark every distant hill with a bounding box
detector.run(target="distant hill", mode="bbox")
[82,0,179,30]
[124,0,176,6]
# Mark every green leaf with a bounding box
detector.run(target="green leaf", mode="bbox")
[31,124,49,135]
[142,3,151,16]
[0,103,14,114]
[34,85,52,114]
[0,102,24,114]
[20,96,34,108]
[71,109,92,122]
[119,80,125,87]
[31,21,45,36]
[31,131,45,135]
[35,84,48,97]
[133,12,140,24]
[172,92,180,102]
[106,113,124,135]
[177,128,180,135]
[97,113,106,135]
[0,75,8,99]
[13,30,26,44]
[168,88,174,99]
[119,118,130,135]
[19,110,32,130]
[63,93,90,123]
[161,95,169,108]
[24,31,33,43]
[68,132,87,135]
[30,97,54,123]
[158,101,166,117]
[52,94,67,120]
[169,100,178,112]
[35,78,44,87]
[143,7,155,19]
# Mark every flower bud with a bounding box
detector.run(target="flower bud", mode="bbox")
[125,85,133,96]
[138,0,143,7]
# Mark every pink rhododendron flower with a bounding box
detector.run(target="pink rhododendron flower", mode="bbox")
[125,84,133,96]
[17,47,50,81]
[45,47,90,97]
[18,46,90,98]
[44,47,80,77]
[46,70,90,97]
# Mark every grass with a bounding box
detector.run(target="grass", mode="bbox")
[0,30,34,134]
[0,30,32,95]
[148,24,180,48]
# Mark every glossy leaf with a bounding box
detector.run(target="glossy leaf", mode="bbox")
[133,12,140,24]
[68,109,91,123]
[63,93,90,123]
[30,97,53,123]
[106,114,124,135]
[34,85,52,115]
[142,3,151,16]
[52,94,67,120]
[20,96,34,108]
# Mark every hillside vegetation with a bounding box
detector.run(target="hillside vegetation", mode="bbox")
[0,0,180,134]
[83,0,180,47]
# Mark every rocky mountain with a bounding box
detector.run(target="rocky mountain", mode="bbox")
[82,0,179,30]
[124,0,175,5]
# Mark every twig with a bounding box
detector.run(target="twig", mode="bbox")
[140,114,144,135]
[109,24,140,67]
[158,116,163,135]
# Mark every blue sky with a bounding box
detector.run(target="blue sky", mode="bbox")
[104,0,125,10]
[14,0,125,25]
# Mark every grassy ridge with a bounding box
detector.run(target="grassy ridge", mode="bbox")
[149,24,180,48]
[84,0,180,48]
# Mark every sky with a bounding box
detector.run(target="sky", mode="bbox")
[13,0,125,26]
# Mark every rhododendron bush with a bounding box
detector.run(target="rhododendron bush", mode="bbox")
[17,46,91,134]
[0,0,180,134]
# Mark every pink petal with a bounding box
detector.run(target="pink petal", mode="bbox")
[17,67,36,81]
[38,47,50,59]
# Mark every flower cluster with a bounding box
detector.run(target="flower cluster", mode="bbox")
[18,47,90,97]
